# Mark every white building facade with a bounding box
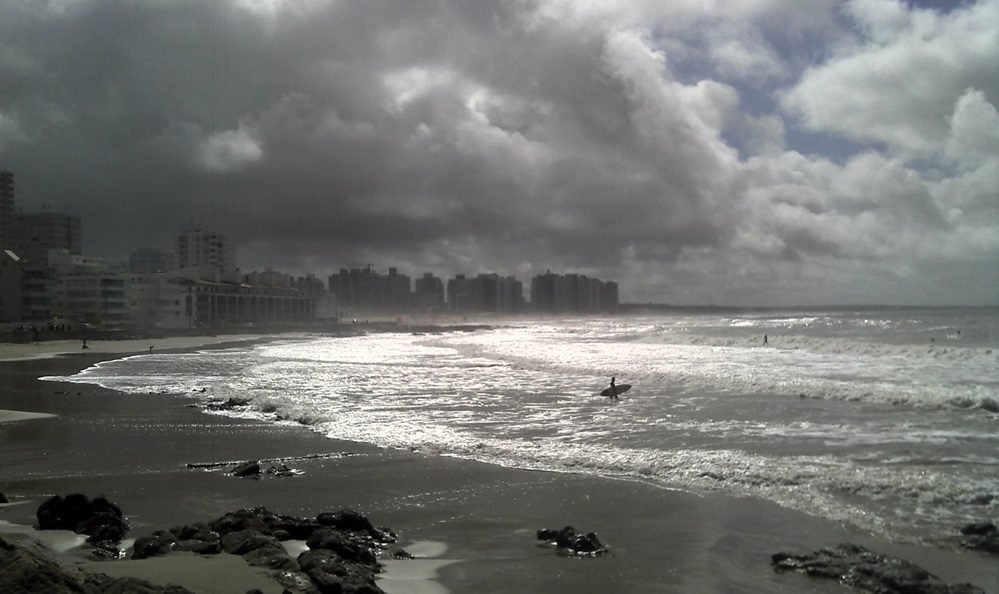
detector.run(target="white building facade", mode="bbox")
[176,229,235,275]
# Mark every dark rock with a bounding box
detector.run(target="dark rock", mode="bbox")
[958,522,999,555]
[0,492,8,503]
[210,506,319,541]
[169,521,217,541]
[242,540,296,571]
[0,535,91,593]
[231,461,262,478]
[391,549,415,560]
[132,531,177,560]
[315,509,396,544]
[218,528,296,570]
[1,535,189,591]
[210,507,274,536]
[306,527,377,565]
[537,526,608,555]
[126,506,397,594]
[265,463,299,477]
[772,543,986,594]
[36,494,129,549]
[133,523,224,559]
[316,509,376,534]
[171,522,221,553]
[959,522,996,536]
[82,574,196,593]
[298,549,383,594]
[173,538,222,555]
[267,516,320,540]
[220,529,280,556]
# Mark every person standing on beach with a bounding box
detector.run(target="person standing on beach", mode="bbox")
[763,334,768,346]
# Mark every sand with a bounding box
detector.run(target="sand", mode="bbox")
[1,349,996,593]
[0,334,265,362]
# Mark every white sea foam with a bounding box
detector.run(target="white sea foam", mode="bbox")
[44,309,999,546]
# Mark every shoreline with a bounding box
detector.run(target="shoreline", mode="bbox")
[0,333,270,362]
[1,347,996,593]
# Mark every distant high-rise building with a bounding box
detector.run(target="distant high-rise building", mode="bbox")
[385,267,411,311]
[176,229,235,274]
[10,211,82,267]
[530,271,618,313]
[0,170,13,249]
[447,273,524,313]
[414,272,445,311]
[129,247,175,274]
[328,265,412,314]
[0,249,22,322]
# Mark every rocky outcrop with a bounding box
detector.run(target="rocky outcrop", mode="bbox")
[299,548,382,594]
[230,461,262,478]
[0,491,8,504]
[131,506,396,593]
[132,522,222,560]
[536,526,609,556]
[0,535,193,594]
[227,460,301,478]
[772,543,985,594]
[36,494,129,556]
[959,522,999,555]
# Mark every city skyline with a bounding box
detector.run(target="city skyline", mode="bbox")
[1,1,997,306]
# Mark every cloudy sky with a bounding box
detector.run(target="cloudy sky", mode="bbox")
[1,0,996,305]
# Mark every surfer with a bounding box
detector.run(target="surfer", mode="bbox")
[763,333,768,346]
[609,376,619,399]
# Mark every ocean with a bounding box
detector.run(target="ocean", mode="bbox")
[45,307,998,548]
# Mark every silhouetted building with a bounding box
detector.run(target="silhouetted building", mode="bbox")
[244,268,290,288]
[0,249,22,322]
[385,267,411,311]
[10,212,82,267]
[447,273,524,313]
[0,170,13,250]
[531,271,618,313]
[129,247,175,273]
[328,265,412,314]
[292,274,327,298]
[176,229,235,275]
[414,272,445,311]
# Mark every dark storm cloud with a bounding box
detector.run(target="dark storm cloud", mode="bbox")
[1,0,996,305]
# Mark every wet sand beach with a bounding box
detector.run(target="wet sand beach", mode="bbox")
[1,347,995,593]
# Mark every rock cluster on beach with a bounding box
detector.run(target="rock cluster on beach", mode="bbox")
[133,506,398,593]
[36,494,130,558]
[536,526,609,556]
[771,543,985,594]
[958,522,999,555]
[23,493,403,593]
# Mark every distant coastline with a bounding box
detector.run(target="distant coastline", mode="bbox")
[619,302,999,313]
